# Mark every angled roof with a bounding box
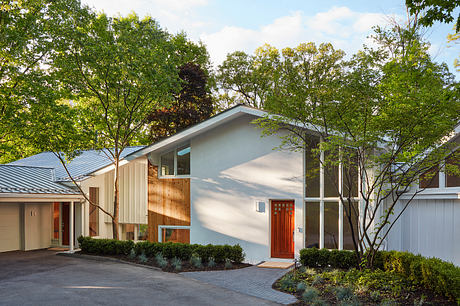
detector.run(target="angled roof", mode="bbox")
[125,105,269,160]
[0,165,79,195]
[8,146,145,182]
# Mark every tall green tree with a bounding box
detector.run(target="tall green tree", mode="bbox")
[219,26,459,268]
[406,0,460,31]
[0,0,80,162]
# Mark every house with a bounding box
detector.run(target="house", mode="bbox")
[1,105,459,265]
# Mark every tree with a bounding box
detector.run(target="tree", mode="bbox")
[146,62,214,142]
[219,26,460,268]
[36,9,205,239]
[406,0,460,32]
[0,0,80,162]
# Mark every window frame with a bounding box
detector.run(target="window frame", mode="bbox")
[159,144,191,178]
[158,225,191,243]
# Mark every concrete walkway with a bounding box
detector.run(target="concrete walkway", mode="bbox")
[181,266,298,305]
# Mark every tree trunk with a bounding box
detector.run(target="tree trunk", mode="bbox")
[112,155,120,240]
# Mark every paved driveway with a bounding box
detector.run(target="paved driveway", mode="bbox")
[0,250,278,306]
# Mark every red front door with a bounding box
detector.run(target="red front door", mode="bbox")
[271,200,295,258]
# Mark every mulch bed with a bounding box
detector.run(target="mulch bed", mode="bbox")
[77,251,251,273]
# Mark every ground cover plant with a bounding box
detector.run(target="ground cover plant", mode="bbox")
[274,248,459,305]
[77,236,249,272]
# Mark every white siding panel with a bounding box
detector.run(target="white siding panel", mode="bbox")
[387,198,460,266]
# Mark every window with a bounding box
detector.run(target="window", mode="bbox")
[446,151,460,187]
[159,226,190,243]
[419,166,439,189]
[53,202,59,240]
[305,202,320,248]
[160,145,190,176]
[122,224,148,241]
[324,202,339,249]
[342,201,359,250]
[89,187,99,237]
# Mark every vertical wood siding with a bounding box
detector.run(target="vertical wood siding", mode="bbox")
[147,163,190,242]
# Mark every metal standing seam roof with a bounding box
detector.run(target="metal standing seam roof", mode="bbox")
[7,146,145,182]
[0,165,80,195]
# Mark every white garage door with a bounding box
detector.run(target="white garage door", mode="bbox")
[0,203,21,252]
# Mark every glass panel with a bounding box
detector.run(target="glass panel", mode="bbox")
[446,151,460,187]
[305,201,320,248]
[305,136,320,197]
[125,224,135,240]
[138,224,148,240]
[162,228,190,243]
[324,202,339,249]
[161,151,175,176]
[343,149,359,197]
[324,151,339,197]
[176,145,190,175]
[53,202,59,239]
[419,166,439,188]
[343,201,359,250]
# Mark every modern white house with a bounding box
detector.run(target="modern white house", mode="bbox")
[1,105,459,265]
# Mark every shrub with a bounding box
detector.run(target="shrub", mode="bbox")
[206,257,216,268]
[299,248,357,269]
[301,287,319,302]
[224,259,233,269]
[78,237,245,264]
[128,248,136,260]
[296,282,307,292]
[190,255,203,268]
[334,286,354,301]
[171,257,182,271]
[138,251,148,264]
[155,253,168,268]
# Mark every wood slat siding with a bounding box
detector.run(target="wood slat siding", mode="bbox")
[148,163,190,242]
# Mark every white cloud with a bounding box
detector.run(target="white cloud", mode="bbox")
[201,6,401,67]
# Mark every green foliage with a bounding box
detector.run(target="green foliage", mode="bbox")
[155,253,168,268]
[334,286,354,301]
[171,257,182,271]
[300,248,358,269]
[224,259,233,269]
[138,251,148,263]
[207,257,216,268]
[298,247,460,301]
[128,248,136,260]
[280,274,296,292]
[405,0,460,32]
[301,286,319,302]
[190,255,203,268]
[79,237,245,265]
[296,281,307,293]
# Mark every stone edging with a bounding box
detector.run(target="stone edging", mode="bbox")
[57,252,162,271]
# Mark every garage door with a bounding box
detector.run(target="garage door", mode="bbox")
[0,204,21,252]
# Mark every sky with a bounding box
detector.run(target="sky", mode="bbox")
[81,0,459,79]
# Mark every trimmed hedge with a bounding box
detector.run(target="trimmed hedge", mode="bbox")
[77,236,245,263]
[299,248,460,301]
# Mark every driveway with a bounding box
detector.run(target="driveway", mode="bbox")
[0,250,278,306]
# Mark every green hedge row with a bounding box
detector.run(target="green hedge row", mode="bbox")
[299,248,460,301]
[77,236,245,263]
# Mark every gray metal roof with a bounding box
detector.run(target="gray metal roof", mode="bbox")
[0,165,79,194]
[8,146,145,182]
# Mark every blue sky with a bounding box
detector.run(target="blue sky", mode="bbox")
[82,0,459,79]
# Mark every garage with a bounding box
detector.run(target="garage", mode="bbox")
[0,203,21,252]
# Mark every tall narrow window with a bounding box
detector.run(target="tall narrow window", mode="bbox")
[419,166,439,188]
[305,202,320,248]
[324,202,339,249]
[176,145,190,175]
[161,151,175,176]
[53,202,60,239]
[305,137,320,197]
[89,187,99,237]
[446,151,460,187]
[343,201,359,250]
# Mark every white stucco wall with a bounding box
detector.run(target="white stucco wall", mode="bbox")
[190,114,304,263]
[386,198,460,266]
